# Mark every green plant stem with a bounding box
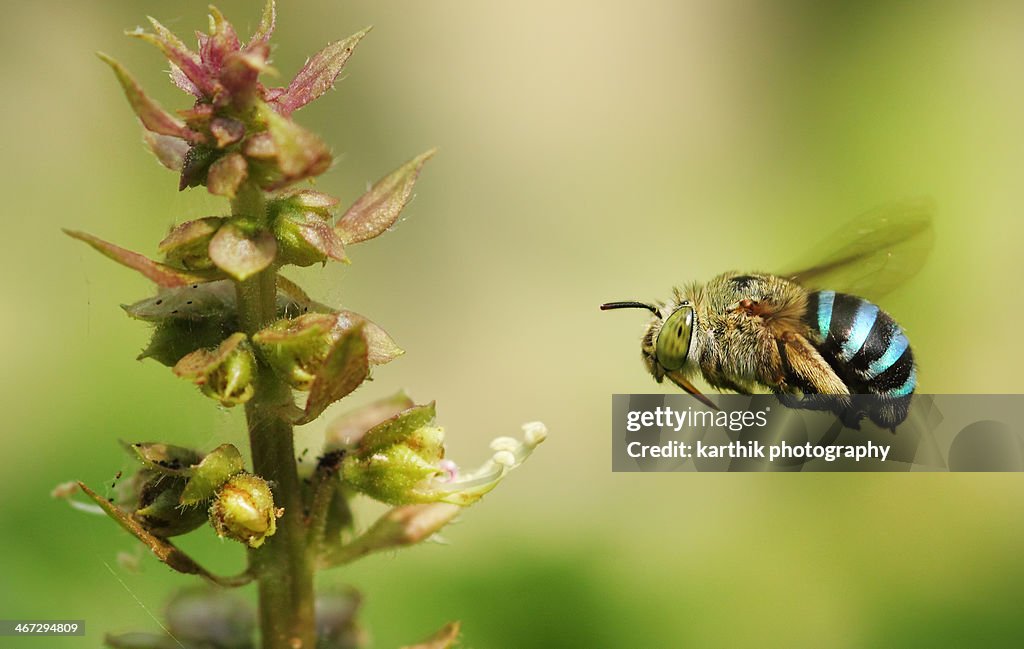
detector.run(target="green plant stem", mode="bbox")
[233,184,316,649]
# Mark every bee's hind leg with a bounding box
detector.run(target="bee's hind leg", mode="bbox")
[772,333,854,420]
[776,333,849,394]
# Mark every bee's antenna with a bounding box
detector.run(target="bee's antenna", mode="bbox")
[600,301,660,316]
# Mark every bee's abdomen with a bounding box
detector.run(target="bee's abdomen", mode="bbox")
[804,290,916,398]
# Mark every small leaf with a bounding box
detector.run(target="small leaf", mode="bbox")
[337,310,403,365]
[170,63,201,97]
[336,149,436,244]
[64,229,215,287]
[142,131,189,171]
[292,325,369,425]
[78,481,209,576]
[276,274,327,309]
[130,442,202,476]
[401,621,462,649]
[98,53,203,143]
[207,152,249,197]
[80,481,251,587]
[276,275,334,314]
[130,18,217,97]
[247,0,277,49]
[201,7,241,70]
[274,27,372,115]
[321,503,460,568]
[173,332,256,406]
[159,216,225,271]
[125,280,235,322]
[208,222,277,280]
[260,106,332,187]
[180,444,244,505]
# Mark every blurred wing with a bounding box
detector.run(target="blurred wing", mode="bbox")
[781,199,935,301]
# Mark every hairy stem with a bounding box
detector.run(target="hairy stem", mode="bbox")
[232,183,316,649]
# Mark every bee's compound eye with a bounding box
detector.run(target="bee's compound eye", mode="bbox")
[655,305,694,371]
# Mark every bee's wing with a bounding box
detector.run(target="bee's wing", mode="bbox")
[781,199,934,301]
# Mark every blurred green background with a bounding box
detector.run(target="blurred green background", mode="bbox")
[3,1,1024,647]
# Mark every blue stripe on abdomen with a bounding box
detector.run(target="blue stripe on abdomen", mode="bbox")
[816,290,835,340]
[887,365,917,397]
[840,302,879,361]
[866,332,909,379]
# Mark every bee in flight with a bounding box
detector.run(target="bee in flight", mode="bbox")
[601,201,933,429]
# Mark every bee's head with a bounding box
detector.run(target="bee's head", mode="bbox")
[600,298,696,377]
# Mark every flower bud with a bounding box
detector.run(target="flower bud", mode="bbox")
[120,443,244,538]
[270,204,347,267]
[209,473,281,548]
[268,191,343,269]
[341,403,449,505]
[158,217,225,270]
[173,333,256,406]
[254,313,401,390]
[342,431,446,505]
[253,314,335,389]
[133,471,208,537]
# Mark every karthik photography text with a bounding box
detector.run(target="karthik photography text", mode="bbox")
[626,439,891,463]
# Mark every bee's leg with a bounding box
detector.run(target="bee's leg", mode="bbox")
[772,333,853,420]
[777,332,849,394]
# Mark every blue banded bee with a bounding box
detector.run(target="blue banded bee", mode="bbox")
[601,201,933,429]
